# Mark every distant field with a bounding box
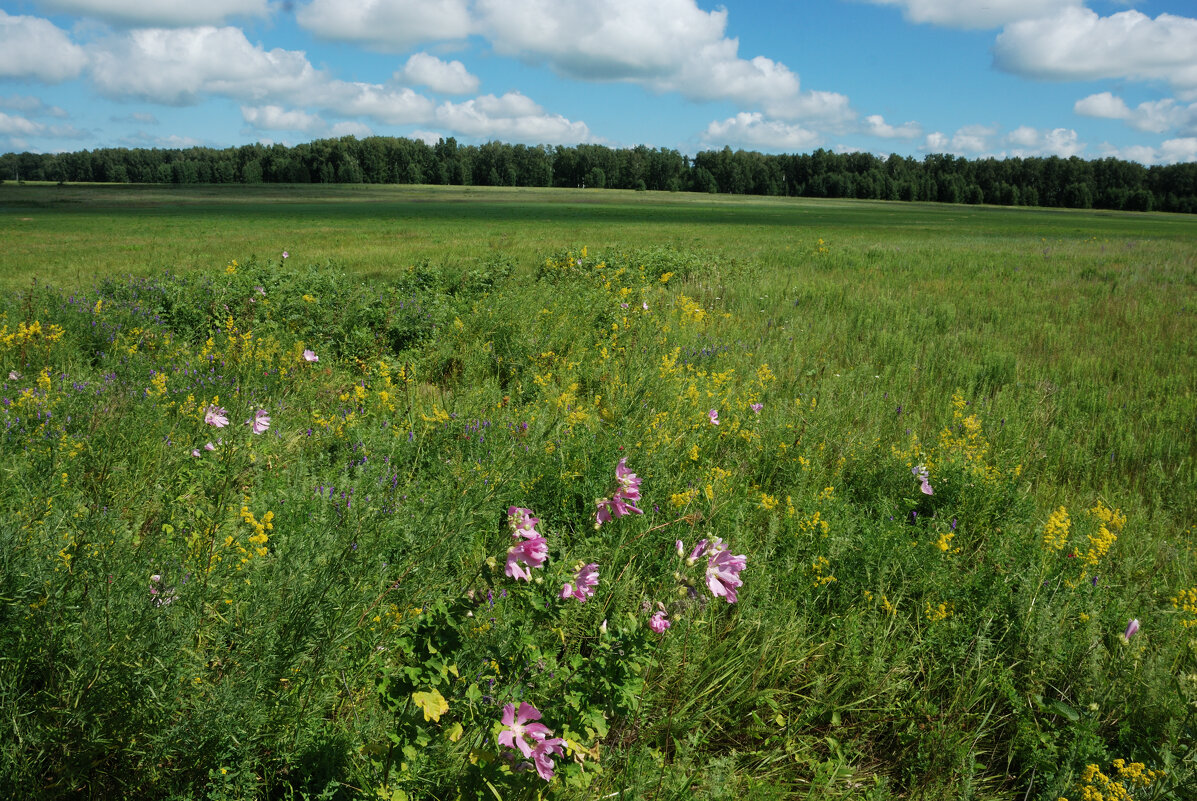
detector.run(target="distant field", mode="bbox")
[2,182,1195,798]
[2,181,1195,288]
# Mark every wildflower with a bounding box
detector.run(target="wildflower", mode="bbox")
[705,538,747,603]
[191,448,201,458]
[642,301,649,311]
[255,286,266,296]
[1123,618,1140,642]
[506,536,548,581]
[507,506,540,539]
[676,540,685,557]
[204,441,216,451]
[685,539,709,566]
[7,370,19,380]
[708,409,720,425]
[649,604,671,633]
[560,562,599,603]
[498,703,552,758]
[620,302,629,309]
[750,403,763,414]
[595,458,644,527]
[248,409,270,435]
[303,349,318,362]
[282,250,289,259]
[600,619,608,634]
[912,464,933,495]
[531,736,566,781]
[204,405,229,428]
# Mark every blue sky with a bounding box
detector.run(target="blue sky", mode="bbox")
[2,0,1196,164]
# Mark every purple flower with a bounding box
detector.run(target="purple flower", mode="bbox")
[1123,618,1140,642]
[507,506,540,540]
[204,441,216,451]
[595,458,644,527]
[530,736,566,781]
[204,405,228,428]
[750,403,763,414]
[191,448,201,458]
[560,562,599,603]
[708,408,720,425]
[912,464,933,495]
[282,250,289,259]
[303,349,318,362]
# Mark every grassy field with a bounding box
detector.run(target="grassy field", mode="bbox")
[1,183,1195,799]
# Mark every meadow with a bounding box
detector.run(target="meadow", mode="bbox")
[1,183,1195,800]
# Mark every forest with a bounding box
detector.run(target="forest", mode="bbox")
[3,135,1195,213]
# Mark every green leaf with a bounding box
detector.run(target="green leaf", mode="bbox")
[1051,700,1080,722]
[412,688,449,722]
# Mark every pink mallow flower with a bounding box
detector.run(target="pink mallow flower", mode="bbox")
[705,538,747,604]
[1123,618,1140,642]
[191,448,201,458]
[506,536,548,581]
[303,349,318,362]
[531,736,566,781]
[507,506,541,539]
[649,605,671,634]
[498,703,553,758]
[248,409,270,435]
[750,403,763,414]
[912,465,934,495]
[204,405,229,428]
[560,563,599,603]
[708,409,720,425]
[595,459,644,527]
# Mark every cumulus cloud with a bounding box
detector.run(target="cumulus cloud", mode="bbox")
[858,0,1080,29]
[36,0,268,27]
[1074,91,1194,134]
[0,11,88,83]
[434,92,591,144]
[702,112,821,151]
[1004,125,1085,157]
[242,104,323,132]
[330,121,374,138]
[121,131,203,148]
[994,8,1197,98]
[394,53,479,95]
[0,112,43,137]
[296,0,471,51]
[111,111,159,124]
[863,114,921,138]
[1099,138,1197,165]
[923,124,1000,155]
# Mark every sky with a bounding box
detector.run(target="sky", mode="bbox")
[2,0,1197,165]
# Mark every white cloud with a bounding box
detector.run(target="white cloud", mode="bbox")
[1074,91,1194,134]
[410,129,444,145]
[863,114,921,138]
[1100,138,1197,165]
[434,92,591,144]
[88,27,322,106]
[994,8,1197,98]
[0,112,42,136]
[1004,125,1085,157]
[923,124,1000,155]
[859,0,1080,29]
[395,52,479,95]
[0,11,88,83]
[702,112,821,151]
[242,104,323,132]
[122,131,203,148]
[0,94,68,118]
[36,0,268,27]
[110,111,159,124]
[330,121,374,138]
[296,0,471,51]
[312,83,435,125]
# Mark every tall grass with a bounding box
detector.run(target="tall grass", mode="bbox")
[1,199,1194,799]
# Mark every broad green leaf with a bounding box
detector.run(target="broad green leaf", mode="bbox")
[412,688,449,722]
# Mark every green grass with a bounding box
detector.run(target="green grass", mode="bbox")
[1,184,1195,800]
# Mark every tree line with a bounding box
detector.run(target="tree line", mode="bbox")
[3,136,1195,213]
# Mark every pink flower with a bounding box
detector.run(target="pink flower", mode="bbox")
[912,465,933,495]
[705,538,747,603]
[303,349,318,362]
[1123,618,1140,642]
[507,506,540,539]
[676,540,685,557]
[204,441,216,451]
[191,448,201,458]
[531,736,566,781]
[498,703,553,758]
[708,409,720,425]
[254,286,266,296]
[620,302,629,309]
[282,250,289,259]
[247,408,270,434]
[642,302,649,311]
[750,403,763,414]
[686,539,709,566]
[649,606,671,634]
[506,536,548,581]
[204,405,228,428]
[560,563,599,603]
[595,459,644,527]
